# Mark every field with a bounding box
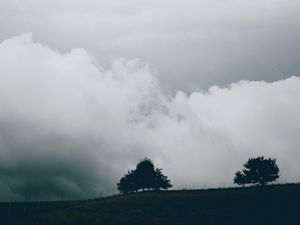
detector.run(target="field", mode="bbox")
[0,183,299,224]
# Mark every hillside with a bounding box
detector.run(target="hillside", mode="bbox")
[1,183,300,224]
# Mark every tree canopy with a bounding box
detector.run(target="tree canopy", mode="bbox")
[117,158,172,193]
[234,156,279,186]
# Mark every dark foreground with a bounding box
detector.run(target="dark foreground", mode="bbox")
[1,183,299,224]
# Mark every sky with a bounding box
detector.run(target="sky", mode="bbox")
[0,0,299,201]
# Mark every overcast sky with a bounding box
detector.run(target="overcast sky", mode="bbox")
[0,0,299,201]
[1,0,300,92]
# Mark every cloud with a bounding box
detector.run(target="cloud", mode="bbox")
[0,34,162,200]
[0,0,299,92]
[156,77,300,188]
[0,34,299,200]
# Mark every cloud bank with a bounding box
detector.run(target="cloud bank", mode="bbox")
[0,34,299,201]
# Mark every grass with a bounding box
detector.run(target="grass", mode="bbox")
[1,183,299,224]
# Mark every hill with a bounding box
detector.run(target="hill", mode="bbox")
[1,183,300,224]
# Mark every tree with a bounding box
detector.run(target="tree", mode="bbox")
[234,171,247,186]
[117,170,137,193]
[234,156,279,186]
[135,158,157,191]
[117,158,172,193]
[154,168,172,190]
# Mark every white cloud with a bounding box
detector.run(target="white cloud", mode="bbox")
[156,77,300,188]
[0,34,299,200]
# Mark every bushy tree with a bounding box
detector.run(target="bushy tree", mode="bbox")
[233,171,247,186]
[135,158,157,190]
[154,168,172,190]
[234,156,279,186]
[117,158,172,193]
[117,170,137,193]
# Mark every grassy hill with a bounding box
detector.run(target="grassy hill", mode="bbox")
[1,183,300,224]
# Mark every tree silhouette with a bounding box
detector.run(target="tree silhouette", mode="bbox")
[135,158,157,191]
[117,170,137,193]
[234,156,279,186]
[154,168,172,190]
[117,158,172,193]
